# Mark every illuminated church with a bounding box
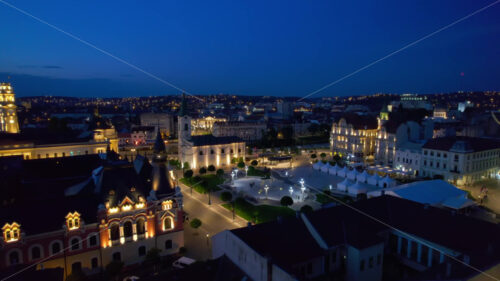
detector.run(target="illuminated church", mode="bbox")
[178,94,245,169]
[0,131,183,279]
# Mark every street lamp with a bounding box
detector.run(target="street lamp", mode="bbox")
[264,185,269,199]
[289,186,293,196]
[206,233,210,246]
[245,165,249,176]
[329,184,332,190]
[231,170,236,183]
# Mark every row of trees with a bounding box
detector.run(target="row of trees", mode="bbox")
[184,167,224,178]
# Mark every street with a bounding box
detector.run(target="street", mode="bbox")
[180,183,247,261]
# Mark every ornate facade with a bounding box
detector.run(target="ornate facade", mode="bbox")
[0,132,183,279]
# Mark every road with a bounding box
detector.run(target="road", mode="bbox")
[180,183,247,261]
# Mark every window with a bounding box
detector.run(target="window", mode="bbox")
[210,149,214,155]
[88,234,98,247]
[112,252,121,261]
[443,163,447,169]
[377,254,381,265]
[444,153,447,158]
[138,246,146,256]
[424,150,428,155]
[184,123,188,131]
[137,218,146,235]
[124,221,133,238]
[110,224,120,241]
[369,257,374,268]
[51,241,62,255]
[221,149,225,154]
[165,240,172,249]
[437,153,441,157]
[230,149,234,154]
[71,238,81,250]
[199,151,203,155]
[66,212,81,230]
[163,217,174,231]
[360,260,365,271]
[91,257,98,269]
[430,151,434,156]
[238,148,241,153]
[31,246,41,260]
[9,251,20,265]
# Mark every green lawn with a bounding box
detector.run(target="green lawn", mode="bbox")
[247,167,271,178]
[180,174,223,194]
[222,197,294,223]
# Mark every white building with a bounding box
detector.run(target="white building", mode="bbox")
[420,136,500,185]
[178,95,245,170]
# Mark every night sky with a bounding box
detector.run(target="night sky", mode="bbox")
[1,0,499,97]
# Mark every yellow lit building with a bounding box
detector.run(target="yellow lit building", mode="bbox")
[0,83,20,134]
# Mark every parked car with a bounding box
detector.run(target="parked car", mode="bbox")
[172,256,196,269]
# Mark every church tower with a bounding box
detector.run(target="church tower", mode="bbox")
[177,94,193,168]
[0,83,19,133]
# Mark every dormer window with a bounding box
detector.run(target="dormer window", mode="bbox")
[162,200,173,210]
[2,222,21,243]
[66,212,81,231]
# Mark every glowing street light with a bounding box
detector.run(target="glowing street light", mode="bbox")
[245,165,249,176]
[264,185,269,199]
[289,186,293,196]
[329,185,332,190]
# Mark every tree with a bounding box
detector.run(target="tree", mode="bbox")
[190,218,202,229]
[183,162,190,170]
[251,160,258,166]
[310,154,317,159]
[208,165,216,172]
[199,167,207,174]
[184,169,193,178]
[220,191,233,202]
[320,153,326,159]
[105,260,124,281]
[280,196,293,207]
[216,169,224,177]
[300,205,313,213]
[237,161,245,169]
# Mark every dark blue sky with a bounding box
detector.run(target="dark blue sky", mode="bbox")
[1,0,499,97]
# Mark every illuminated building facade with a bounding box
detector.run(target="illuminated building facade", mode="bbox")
[0,83,20,134]
[212,121,266,142]
[178,94,245,169]
[0,133,183,279]
[330,114,378,162]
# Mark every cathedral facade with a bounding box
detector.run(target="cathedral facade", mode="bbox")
[177,94,245,170]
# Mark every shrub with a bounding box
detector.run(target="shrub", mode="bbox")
[280,196,293,207]
[251,160,258,166]
[310,154,317,159]
[237,161,245,169]
[183,162,190,170]
[190,218,202,229]
[220,191,233,202]
[300,205,313,213]
[184,169,193,178]
[216,169,224,177]
[320,152,326,158]
[199,167,207,174]
[208,165,216,172]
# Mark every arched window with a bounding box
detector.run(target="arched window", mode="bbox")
[184,124,188,131]
[210,149,214,155]
[112,252,121,261]
[31,246,41,260]
[71,238,81,250]
[136,218,146,235]
[51,241,62,255]
[221,149,225,154]
[110,224,120,241]
[138,246,146,256]
[165,240,172,249]
[163,217,173,231]
[9,251,20,265]
[123,221,133,238]
[199,151,203,155]
[88,234,98,247]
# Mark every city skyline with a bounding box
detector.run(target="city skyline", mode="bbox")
[0,0,499,97]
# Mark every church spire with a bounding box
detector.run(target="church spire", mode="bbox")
[153,128,166,154]
[178,93,188,117]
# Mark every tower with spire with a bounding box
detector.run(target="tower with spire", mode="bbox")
[152,129,176,197]
[178,94,193,168]
[0,83,20,133]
